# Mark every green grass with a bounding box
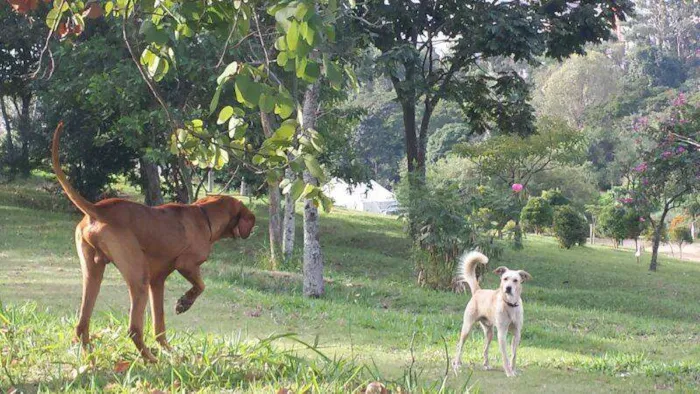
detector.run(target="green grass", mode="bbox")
[1,179,700,392]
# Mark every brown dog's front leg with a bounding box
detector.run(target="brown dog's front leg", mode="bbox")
[175,265,205,315]
[149,278,171,350]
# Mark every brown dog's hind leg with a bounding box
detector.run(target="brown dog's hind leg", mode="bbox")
[75,232,106,349]
[175,264,205,315]
[109,234,157,363]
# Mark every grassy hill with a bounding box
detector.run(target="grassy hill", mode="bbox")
[1,179,699,392]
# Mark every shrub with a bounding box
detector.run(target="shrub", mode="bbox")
[669,216,693,259]
[553,205,588,249]
[542,188,570,207]
[520,197,553,234]
[396,174,503,290]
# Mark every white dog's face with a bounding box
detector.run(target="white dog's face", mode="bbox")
[493,266,532,302]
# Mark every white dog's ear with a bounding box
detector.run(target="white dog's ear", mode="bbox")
[519,270,532,282]
[493,266,508,276]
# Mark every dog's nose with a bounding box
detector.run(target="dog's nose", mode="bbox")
[505,286,512,293]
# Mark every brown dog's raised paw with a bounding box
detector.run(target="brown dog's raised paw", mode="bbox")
[175,297,193,314]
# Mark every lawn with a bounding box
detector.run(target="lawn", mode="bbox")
[1,179,699,392]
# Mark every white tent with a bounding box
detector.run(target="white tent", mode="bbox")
[323,178,399,215]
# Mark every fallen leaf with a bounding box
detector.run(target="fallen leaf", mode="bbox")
[277,388,293,394]
[113,360,131,373]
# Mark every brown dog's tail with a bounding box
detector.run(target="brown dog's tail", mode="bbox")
[51,122,101,219]
[456,250,489,294]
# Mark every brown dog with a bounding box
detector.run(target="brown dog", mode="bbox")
[51,122,255,361]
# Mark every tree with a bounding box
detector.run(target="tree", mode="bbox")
[520,197,553,235]
[0,2,47,176]
[13,0,358,297]
[353,0,633,186]
[627,99,699,271]
[669,217,692,260]
[552,205,588,249]
[456,117,584,246]
[532,51,623,128]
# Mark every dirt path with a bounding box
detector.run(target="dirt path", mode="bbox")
[590,237,700,262]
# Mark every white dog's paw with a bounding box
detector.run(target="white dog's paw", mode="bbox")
[505,369,519,377]
[482,364,492,371]
[451,360,462,372]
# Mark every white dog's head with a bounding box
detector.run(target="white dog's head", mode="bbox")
[493,266,532,303]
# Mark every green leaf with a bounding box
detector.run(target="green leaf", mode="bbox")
[217,106,234,125]
[303,61,320,82]
[324,56,343,90]
[46,7,62,29]
[289,179,305,201]
[287,20,300,51]
[320,194,333,213]
[234,74,262,108]
[301,21,315,46]
[300,183,318,199]
[273,119,297,140]
[277,51,289,67]
[274,87,295,119]
[104,1,114,16]
[217,61,239,85]
[304,156,325,182]
[259,93,276,113]
[209,85,222,114]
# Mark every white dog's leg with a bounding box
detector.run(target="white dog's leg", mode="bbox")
[497,328,514,377]
[452,317,474,371]
[480,322,493,369]
[510,328,521,375]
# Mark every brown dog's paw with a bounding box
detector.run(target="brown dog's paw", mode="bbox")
[175,297,193,314]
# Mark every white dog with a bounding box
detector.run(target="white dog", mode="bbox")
[452,251,532,377]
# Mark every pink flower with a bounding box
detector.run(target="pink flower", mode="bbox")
[634,162,647,172]
[677,146,686,154]
[642,178,649,186]
[672,92,686,107]
[511,183,523,193]
[618,197,634,204]
[639,217,646,222]
[662,151,673,159]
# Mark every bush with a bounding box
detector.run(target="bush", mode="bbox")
[396,174,503,290]
[553,205,588,249]
[542,188,570,207]
[520,197,553,234]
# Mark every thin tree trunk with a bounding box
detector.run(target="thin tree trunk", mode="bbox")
[282,167,296,262]
[301,82,324,297]
[174,157,193,203]
[139,157,164,206]
[0,98,16,175]
[18,94,32,177]
[649,209,669,271]
[261,112,283,266]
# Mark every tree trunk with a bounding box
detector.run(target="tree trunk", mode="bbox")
[261,111,283,266]
[649,209,669,272]
[282,167,296,262]
[0,98,16,175]
[139,157,164,206]
[301,82,324,297]
[240,177,249,196]
[174,157,193,203]
[17,94,31,177]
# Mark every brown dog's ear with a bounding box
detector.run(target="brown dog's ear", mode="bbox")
[519,270,532,282]
[493,266,508,276]
[234,206,255,239]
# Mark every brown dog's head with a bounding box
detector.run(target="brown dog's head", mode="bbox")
[231,201,255,239]
[493,266,532,303]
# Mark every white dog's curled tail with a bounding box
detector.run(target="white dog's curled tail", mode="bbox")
[456,250,489,294]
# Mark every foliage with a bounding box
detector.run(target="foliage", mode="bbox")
[625,100,700,270]
[456,117,585,190]
[426,122,471,163]
[532,52,623,127]
[669,215,693,249]
[552,205,588,249]
[520,197,553,234]
[354,0,633,180]
[541,189,570,207]
[396,173,502,290]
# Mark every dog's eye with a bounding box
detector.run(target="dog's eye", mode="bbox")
[513,279,518,283]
